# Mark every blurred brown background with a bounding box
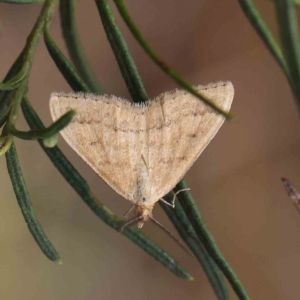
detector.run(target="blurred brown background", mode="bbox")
[1,1,300,299]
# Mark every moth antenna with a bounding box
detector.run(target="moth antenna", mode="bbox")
[149,217,194,257]
[118,215,143,233]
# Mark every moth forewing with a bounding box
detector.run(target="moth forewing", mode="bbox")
[50,81,234,231]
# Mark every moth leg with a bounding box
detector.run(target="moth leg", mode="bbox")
[159,188,191,208]
[119,215,143,233]
[123,205,135,219]
[160,197,175,208]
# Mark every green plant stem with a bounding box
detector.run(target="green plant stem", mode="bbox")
[6,80,28,128]
[21,96,192,280]
[59,0,103,94]
[0,51,25,111]
[94,0,148,103]
[175,181,249,300]
[7,109,76,140]
[0,134,13,156]
[274,0,300,105]
[5,0,59,130]
[5,143,60,262]
[113,0,231,119]
[160,196,228,300]
[20,0,58,69]
[0,0,58,130]
[0,62,29,91]
[0,55,28,127]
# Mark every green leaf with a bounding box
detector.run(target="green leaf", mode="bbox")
[0,95,15,128]
[238,0,296,97]
[44,28,93,93]
[42,134,58,148]
[0,134,13,156]
[0,62,29,91]
[59,0,103,94]
[21,97,192,280]
[7,109,76,140]
[274,0,300,104]
[94,0,148,103]
[113,0,231,118]
[6,79,28,128]
[5,143,61,262]
[160,196,229,300]
[0,52,25,121]
[175,181,250,300]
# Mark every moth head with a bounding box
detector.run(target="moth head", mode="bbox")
[118,204,154,232]
[134,204,153,228]
[118,205,194,256]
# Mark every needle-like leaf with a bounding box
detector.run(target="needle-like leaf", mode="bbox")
[5,143,61,262]
[113,0,231,118]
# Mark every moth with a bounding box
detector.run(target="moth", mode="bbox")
[50,81,234,235]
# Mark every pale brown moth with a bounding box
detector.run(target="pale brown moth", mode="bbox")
[50,81,234,240]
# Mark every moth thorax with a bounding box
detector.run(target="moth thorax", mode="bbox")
[137,164,151,205]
